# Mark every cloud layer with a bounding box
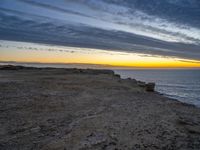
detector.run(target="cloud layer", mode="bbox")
[0,0,200,60]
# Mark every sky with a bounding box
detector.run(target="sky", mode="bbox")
[0,0,200,68]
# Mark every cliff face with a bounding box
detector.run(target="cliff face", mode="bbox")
[0,66,200,150]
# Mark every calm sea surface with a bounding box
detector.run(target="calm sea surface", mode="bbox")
[115,69,200,107]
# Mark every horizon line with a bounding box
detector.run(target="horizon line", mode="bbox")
[1,60,200,70]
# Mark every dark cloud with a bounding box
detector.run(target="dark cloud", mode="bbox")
[0,0,200,60]
[18,0,93,18]
[102,0,200,27]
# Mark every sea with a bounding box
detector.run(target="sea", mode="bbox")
[115,69,200,107]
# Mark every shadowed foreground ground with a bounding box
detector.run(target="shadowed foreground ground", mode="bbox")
[0,66,200,150]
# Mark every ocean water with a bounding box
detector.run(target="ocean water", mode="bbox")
[115,69,200,107]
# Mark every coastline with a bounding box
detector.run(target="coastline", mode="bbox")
[0,65,200,149]
[114,69,200,108]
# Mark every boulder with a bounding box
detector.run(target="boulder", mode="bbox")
[137,81,146,87]
[145,82,155,92]
[114,74,121,78]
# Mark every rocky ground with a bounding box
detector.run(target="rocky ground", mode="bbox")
[0,66,200,150]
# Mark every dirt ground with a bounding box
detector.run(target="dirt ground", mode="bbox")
[0,66,200,150]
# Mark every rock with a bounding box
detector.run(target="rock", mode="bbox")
[130,78,137,84]
[145,82,155,92]
[137,81,146,87]
[114,74,121,78]
[30,126,41,133]
[186,125,200,134]
[79,132,107,148]
[125,78,137,85]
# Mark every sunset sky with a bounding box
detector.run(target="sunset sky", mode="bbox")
[0,0,200,68]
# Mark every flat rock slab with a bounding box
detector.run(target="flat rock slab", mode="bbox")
[0,67,200,150]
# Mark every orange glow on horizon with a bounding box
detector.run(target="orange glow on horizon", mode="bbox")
[0,41,200,68]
